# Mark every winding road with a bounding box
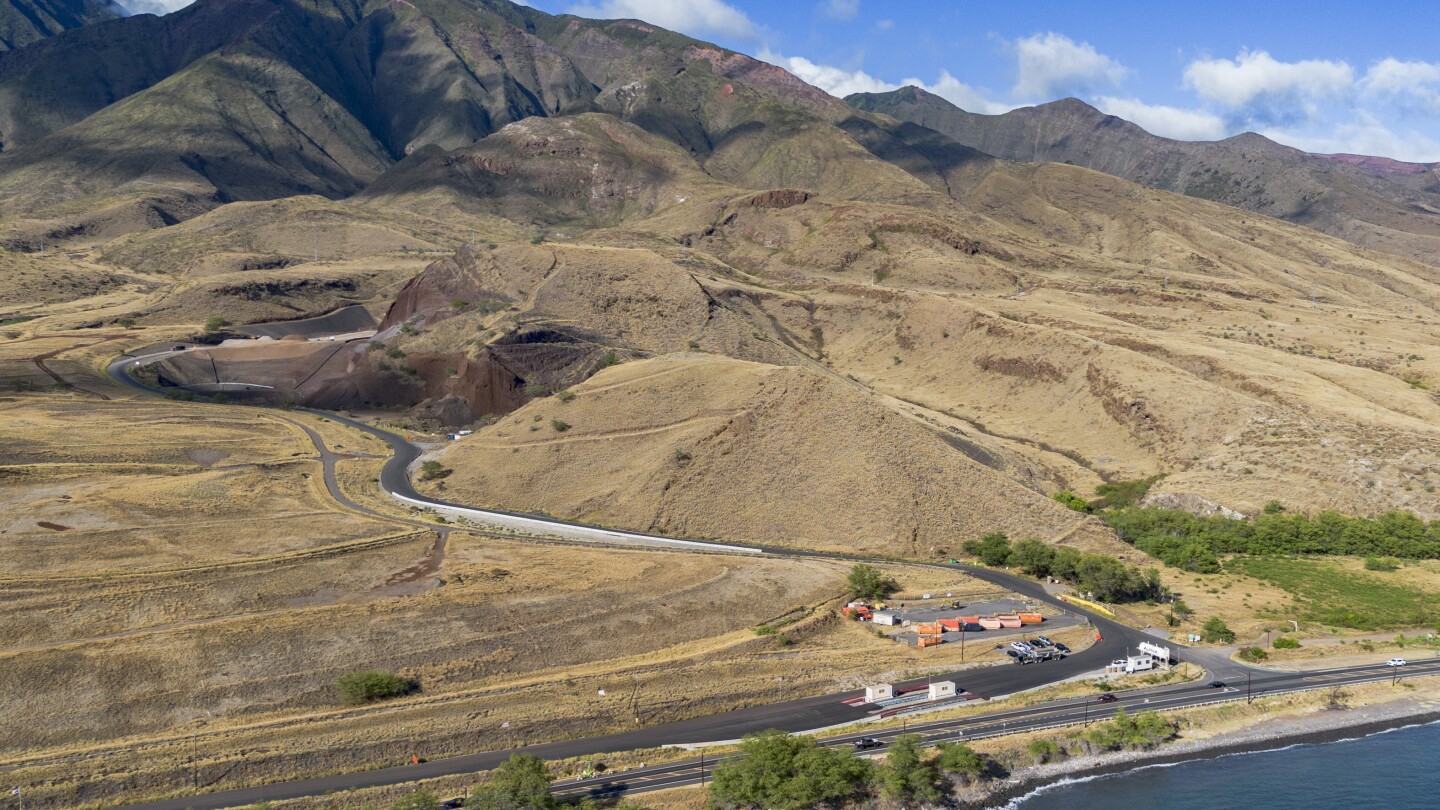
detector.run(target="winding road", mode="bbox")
[98,350,1429,810]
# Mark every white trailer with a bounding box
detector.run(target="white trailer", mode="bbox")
[927,681,957,700]
[871,611,898,626]
[865,683,894,703]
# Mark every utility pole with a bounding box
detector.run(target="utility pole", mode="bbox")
[699,751,706,786]
[1084,698,1089,726]
[1247,671,1253,704]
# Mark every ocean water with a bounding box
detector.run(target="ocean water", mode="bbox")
[1010,719,1440,809]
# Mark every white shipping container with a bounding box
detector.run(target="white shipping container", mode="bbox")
[871,611,898,626]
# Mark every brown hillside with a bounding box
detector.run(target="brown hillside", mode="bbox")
[420,354,1124,556]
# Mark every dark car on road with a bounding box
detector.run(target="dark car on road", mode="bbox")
[1208,680,1226,688]
[1097,693,1118,703]
[854,737,883,750]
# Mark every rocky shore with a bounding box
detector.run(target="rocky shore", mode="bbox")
[961,699,1440,808]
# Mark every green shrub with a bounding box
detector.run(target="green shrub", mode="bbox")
[1238,646,1268,662]
[525,383,550,398]
[1365,556,1400,571]
[1026,738,1065,764]
[1202,617,1236,644]
[469,754,554,810]
[419,460,451,481]
[337,670,411,705]
[203,315,229,332]
[753,625,777,635]
[846,564,899,600]
[1272,636,1301,649]
[551,419,571,432]
[211,392,229,405]
[964,532,1014,566]
[1052,490,1092,513]
[115,316,136,328]
[556,389,576,403]
[1092,476,1161,510]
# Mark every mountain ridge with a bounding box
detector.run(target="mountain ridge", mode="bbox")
[847,86,1440,268]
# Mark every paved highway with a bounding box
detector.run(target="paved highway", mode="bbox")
[102,351,1402,810]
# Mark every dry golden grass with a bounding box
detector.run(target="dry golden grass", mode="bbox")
[422,354,1125,558]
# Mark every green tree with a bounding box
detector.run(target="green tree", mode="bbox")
[1008,538,1056,577]
[708,729,872,810]
[336,670,411,705]
[963,532,1013,566]
[469,753,554,810]
[385,789,440,810]
[846,564,899,601]
[933,741,985,782]
[878,734,940,805]
[1202,617,1236,644]
[419,460,451,481]
[203,315,229,332]
[1272,636,1301,649]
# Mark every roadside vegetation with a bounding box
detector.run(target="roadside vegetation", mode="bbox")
[1227,557,1434,630]
[962,533,1164,603]
[846,564,899,601]
[336,670,414,705]
[1103,505,1440,572]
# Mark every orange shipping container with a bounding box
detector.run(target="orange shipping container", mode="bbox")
[958,616,980,624]
[937,618,961,631]
[1019,613,1044,624]
[978,617,1002,630]
[914,623,943,635]
[917,636,943,648]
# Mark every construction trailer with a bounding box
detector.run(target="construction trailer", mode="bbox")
[927,681,957,700]
[872,611,899,626]
[864,683,894,703]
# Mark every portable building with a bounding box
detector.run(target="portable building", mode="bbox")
[927,681,957,700]
[864,683,894,703]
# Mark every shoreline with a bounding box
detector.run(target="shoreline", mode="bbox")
[964,701,1440,808]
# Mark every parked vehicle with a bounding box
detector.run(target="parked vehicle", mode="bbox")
[1035,635,1055,647]
[1054,642,1071,653]
[1387,657,1407,667]
[1097,693,1119,703]
[1010,641,1033,653]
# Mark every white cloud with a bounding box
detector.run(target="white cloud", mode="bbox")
[1360,58,1440,114]
[820,0,859,22]
[761,50,1013,114]
[768,53,894,98]
[1011,32,1127,99]
[1094,97,1228,141]
[568,0,758,40]
[113,0,193,13]
[1259,111,1440,163]
[1183,50,1353,123]
[875,19,893,30]
[906,70,1014,115]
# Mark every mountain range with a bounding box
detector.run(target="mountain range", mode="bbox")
[3,0,1440,548]
[848,86,1440,269]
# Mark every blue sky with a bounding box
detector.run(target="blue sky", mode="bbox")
[129,0,1440,161]
[535,0,1440,161]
